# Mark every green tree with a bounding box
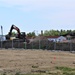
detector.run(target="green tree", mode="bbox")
[27,32,36,37]
[60,29,67,35]
[43,30,50,36]
[44,30,60,36]
[67,30,72,33]
[11,31,17,37]
[43,29,70,36]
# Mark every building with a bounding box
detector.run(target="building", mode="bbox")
[45,36,59,42]
[56,36,67,42]
[0,35,6,41]
[45,36,67,42]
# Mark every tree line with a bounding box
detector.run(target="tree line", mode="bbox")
[27,30,75,37]
[11,29,75,37]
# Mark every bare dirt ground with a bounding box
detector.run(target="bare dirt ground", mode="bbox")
[0,49,75,74]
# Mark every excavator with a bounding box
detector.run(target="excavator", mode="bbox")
[6,25,29,43]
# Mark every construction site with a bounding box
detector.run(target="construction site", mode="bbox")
[0,25,75,51]
[1,0,75,74]
[0,25,74,75]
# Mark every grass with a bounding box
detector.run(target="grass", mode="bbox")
[0,66,75,75]
[32,65,39,68]
[19,67,75,75]
[55,66,75,75]
[55,66,75,71]
[0,72,75,75]
[63,72,75,75]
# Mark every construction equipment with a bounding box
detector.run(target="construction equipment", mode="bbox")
[5,25,28,42]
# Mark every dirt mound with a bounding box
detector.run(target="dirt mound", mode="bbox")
[32,36,48,42]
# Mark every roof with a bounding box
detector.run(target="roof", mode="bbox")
[45,36,59,38]
[27,36,60,39]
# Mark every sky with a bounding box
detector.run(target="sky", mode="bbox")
[0,0,75,35]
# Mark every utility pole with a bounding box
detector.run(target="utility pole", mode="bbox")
[1,26,3,48]
[1,26,3,36]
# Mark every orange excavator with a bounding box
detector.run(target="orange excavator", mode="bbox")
[6,25,29,43]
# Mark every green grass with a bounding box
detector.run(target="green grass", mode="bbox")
[55,66,75,75]
[63,72,75,75]
[55,66,75,71]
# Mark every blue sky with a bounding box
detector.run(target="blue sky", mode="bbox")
[0,0,75,35]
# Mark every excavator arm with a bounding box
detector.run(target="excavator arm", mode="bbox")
[8,25,21,38]
[6,24,26,40]
[6,24,29,43]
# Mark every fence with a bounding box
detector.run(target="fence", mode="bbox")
[0,39,75,51]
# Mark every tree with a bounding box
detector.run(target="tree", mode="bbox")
[43,29,70,36]
[11,32,17,37]
[43,30,50,36]
[27,32,36,37]
[67,30,72,33]
[43,30,60,36]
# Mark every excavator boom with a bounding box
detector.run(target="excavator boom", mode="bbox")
[8,25,21,38]
[6,24,26,40]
